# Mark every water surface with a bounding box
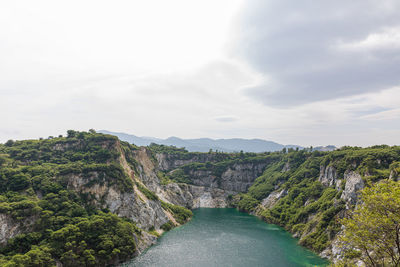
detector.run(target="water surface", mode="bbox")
[124,208,329,267]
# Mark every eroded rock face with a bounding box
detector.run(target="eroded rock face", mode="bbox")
[105,188,169,230]
[187,162,267,193]
[159,183,235,209]
[319,165,337,187]
[341,171,364,206]
[133,148,161,192]
[65,172,169,230]
[135,231,157,255]
[156,153,229,171]
[0,214,36,246]
[220,163,266,192]
[320,236,344,263]
[281,162,290,172]
[0,214,21,245]
[261,189,288,208]
[390,169,399,180]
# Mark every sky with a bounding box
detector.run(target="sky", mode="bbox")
[1,0,400,147]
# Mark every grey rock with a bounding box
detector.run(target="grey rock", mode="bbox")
[0,214,36,245]
[319,165,337,187]
[341,171,364,206]
[281,162,290,172]
[261,189,288,208]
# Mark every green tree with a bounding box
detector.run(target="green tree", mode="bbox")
[340,180,400,266]
[9,173,30,191]
[66,130,77,138]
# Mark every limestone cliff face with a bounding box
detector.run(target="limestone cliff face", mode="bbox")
[340,171,364,206]
[153,152,269,207]
[156,153,229,171]
[261,189,287,209]
[63,147,170,231]
[221,162,266,192]
[185,162,267,193]
[319,165,338,187]
[130,149,237,209]
[133,148,161,192]
[158,183,233,209]
[320,170,364,262]
[0,214,35,245]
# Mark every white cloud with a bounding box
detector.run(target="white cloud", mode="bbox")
[0,0,399,148]
[337,27,400,51]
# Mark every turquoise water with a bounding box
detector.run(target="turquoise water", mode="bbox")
[124,208,329,267]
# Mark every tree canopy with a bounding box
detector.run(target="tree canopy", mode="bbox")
[340,180,400,266]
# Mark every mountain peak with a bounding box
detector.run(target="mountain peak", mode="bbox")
[98,130,318,153]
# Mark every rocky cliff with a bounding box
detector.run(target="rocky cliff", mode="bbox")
[0,133,194,265]
[155,152,230,171]
[1,133,398,266]
[257,161,368,263]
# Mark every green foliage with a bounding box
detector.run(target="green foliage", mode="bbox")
[161,221,175,231]
[157,171,172,185]
[0,245,55,267]
[49,212,139,266]
[232,145,400,255]
[0,131,141,266]
[161,201,192,224]
[340,180,400,266]
[167,169,191,184]
[148,143,189,154]
[135,182,159,201]
[1,131,399,265]
[322,145,400,182]
[236,194,260,212]
[390,161,400,180]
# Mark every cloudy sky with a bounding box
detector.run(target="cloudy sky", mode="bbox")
[1,0,400,147]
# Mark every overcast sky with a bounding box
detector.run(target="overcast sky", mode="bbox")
[1,0,400,147]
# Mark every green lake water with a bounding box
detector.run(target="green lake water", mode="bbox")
[124,208,329,267]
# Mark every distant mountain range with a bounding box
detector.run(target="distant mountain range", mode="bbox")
[99,130,336,153]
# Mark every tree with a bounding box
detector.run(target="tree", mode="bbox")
[340,180,400,266]
[67,130,77,138]
[9,173,31,191]
[5,140,14,147]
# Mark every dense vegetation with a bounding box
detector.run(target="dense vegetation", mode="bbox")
[234,145,400,254]
[340,180,400,266]
[161,201,193,225]
[0,131,143,266]
[150,143,400,257]
[1,130,399,265]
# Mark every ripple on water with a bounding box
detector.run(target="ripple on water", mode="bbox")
[123,208,329,267]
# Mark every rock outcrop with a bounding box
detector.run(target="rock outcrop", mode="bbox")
[220,162,267,192]
[341,171,364,206]
[158,183,234,208]
[185,162,268,193]
[156,153,229,171]
[1,215,22,245]
[261,189,287,208]
[319,165,337,187]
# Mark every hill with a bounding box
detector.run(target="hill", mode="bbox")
[99,130,334,152]
[1,131,396,265]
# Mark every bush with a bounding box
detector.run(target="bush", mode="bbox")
[161,201,192,224]
[161,221,175,231]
